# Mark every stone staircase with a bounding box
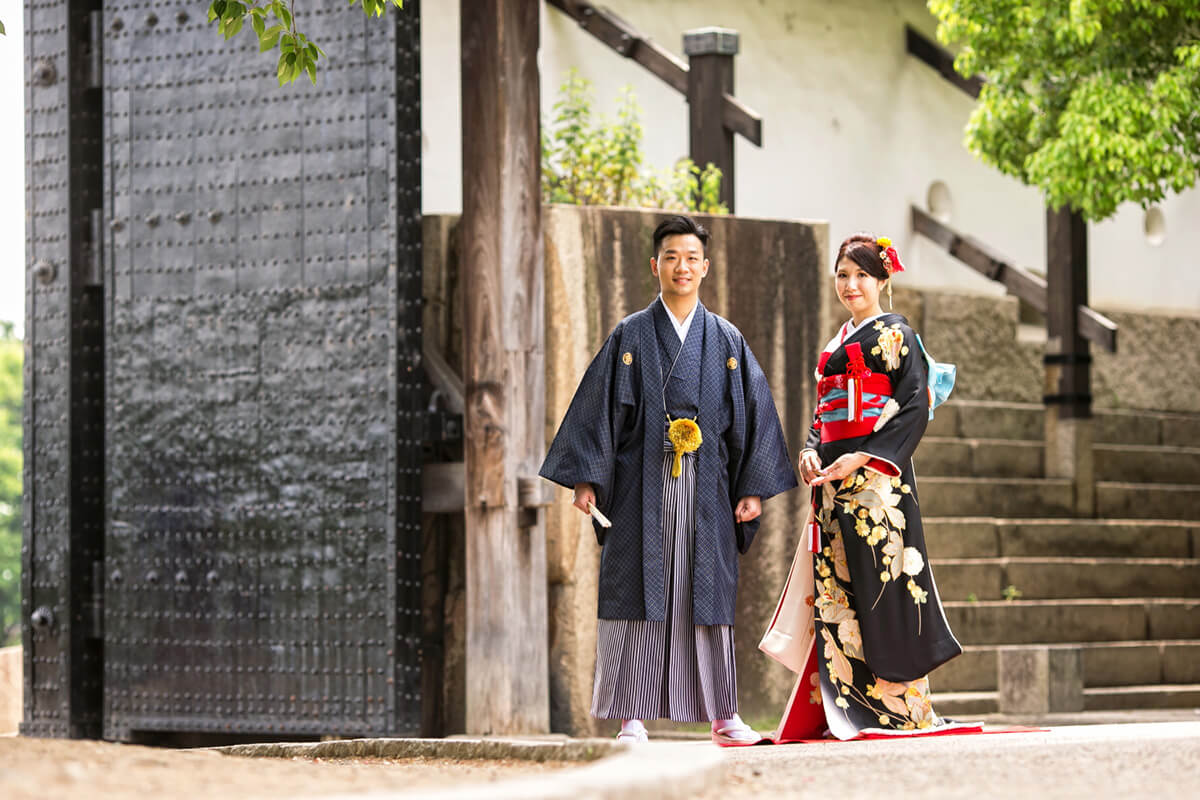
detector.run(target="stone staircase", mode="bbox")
[919,400,1200,715]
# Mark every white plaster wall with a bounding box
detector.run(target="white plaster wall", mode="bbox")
[420,0,1200,313]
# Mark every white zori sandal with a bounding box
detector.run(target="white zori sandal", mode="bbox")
[616,719,649,744]
[711,714,762,747]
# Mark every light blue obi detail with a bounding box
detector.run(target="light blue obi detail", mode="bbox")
[817,391,893,423]
[915,333,956,419]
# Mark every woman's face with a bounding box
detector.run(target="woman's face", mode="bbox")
[835,257,884,317]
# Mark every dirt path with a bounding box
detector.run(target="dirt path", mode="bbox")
[0,736,571,800]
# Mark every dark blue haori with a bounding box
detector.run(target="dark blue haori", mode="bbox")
[539,298,797,626]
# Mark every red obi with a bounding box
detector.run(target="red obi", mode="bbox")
[815,343,894,444]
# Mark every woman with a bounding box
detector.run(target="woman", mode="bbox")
[761,233,975,740]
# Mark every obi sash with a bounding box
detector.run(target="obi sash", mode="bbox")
[814,342,893,444]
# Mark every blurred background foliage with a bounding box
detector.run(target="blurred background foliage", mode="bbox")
[0,322,19,646]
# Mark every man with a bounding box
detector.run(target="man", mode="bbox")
[539,215,797,745]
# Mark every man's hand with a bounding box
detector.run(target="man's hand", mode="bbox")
[810,452,871,486]
[734,496,762,523]
[798,450,822,485]
[572,483,596,515]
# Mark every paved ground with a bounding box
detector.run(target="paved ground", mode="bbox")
[703,721,1200,800]
[3,720,1199,799]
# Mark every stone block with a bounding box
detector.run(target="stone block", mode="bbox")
[920,477,1075,518]
[999,520,1195,559]
[1084,685,1200,711]
[1095,444,1200,484]
[954,401,1043,441]
[1161,642,1200,684]
[930,647,997,692]
[923,519,999,558]
[1146,599,1200,639]
[997,646,1083,714]
[970,439,1044,478]
[1161,414,1200,449]
[929,560,1001,602]
[1002,558,1200,599]
[1096,482,1200,520]
[0,646,20,735]
[1081,642,1163,688]
[944,599,1147,645]
[915,437,971,475]
[1093,410,1163,446]
[924,403,960,439]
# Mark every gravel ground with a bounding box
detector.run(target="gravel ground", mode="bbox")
[0,736,571,800]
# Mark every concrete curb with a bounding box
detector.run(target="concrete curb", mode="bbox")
[217,736,727,800]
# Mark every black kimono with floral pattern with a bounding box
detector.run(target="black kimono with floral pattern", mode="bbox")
[803,313,963,738]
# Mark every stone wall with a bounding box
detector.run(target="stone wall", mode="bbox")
[0,646,19,734]
[896,289,1200,414]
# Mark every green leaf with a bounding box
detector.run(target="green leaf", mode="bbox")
[305,59,317,84]
[277,3,293,30]
[251,13,265,39]
[208,0,226,23]
[0,20,6,36]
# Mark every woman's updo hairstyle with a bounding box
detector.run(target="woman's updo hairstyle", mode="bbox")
[835,233,890,281]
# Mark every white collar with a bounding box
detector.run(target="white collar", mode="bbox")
[658,295,698,343]
[823,313,887,353]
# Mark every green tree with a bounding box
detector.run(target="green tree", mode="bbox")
[541,70,729,214]
[929,0,1200,221]
[0,323,20,646]
[206,0,403,85]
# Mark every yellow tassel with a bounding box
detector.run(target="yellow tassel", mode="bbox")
[667,417,702,478]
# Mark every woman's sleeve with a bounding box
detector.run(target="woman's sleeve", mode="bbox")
[855,326,929,477]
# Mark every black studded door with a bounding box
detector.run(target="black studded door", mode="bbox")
[98,2,424,740]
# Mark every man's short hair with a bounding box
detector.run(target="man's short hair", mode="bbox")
[653,215,710,258]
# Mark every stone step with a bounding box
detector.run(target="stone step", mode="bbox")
[943,598,1200,645]
[923,518,1200,559]
[1096,482,1200,520]
[1083,684,1200,711]
[930,691,998,716]
[919,477,1075,518]
[1095,444,1200,484]
[917,439,1200,484]
[916,437,1043,478]
[927,400,1200,448]
[933,685,1200,715]
[931,557,1200,601]
[931,641,1200,693]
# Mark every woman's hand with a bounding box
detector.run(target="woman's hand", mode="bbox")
[572,483,596,514]
[798,450,823,485]
[734,496,762,523]
[810,452,871,486]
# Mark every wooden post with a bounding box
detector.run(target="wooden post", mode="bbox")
[1044,207,1094,515]
[460,0,549,733]
[684,26,738,212]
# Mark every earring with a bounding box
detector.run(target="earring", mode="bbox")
[886,280,893,310]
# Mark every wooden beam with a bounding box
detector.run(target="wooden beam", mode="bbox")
[685,27,737,211]
[547,0,762,146]
[460,0,549,734]
[1045,207,1092,418]
[905,24,983,99]
[1078,306,1118,354]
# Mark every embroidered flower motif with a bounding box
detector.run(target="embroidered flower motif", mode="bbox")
[810,687,823,705]
[902,547,925,576]
[838,619,864,659]
[872,398,900,432]
[877,327,905,371]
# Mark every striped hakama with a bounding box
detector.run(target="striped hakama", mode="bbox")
[590,440,739,722]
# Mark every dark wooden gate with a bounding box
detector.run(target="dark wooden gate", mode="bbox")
[24,0,427,740]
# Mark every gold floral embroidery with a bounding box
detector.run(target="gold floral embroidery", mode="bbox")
[877,327,905,371]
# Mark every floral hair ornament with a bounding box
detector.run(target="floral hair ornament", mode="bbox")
[876,236,905,275]
[876,236,905,309]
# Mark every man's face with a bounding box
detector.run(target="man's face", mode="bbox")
[651,233,709,299]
